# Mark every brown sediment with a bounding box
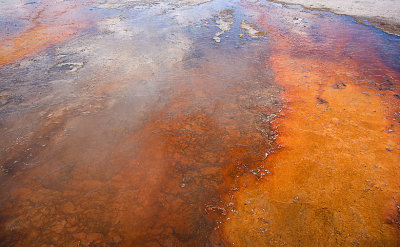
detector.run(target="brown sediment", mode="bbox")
[0,0,95,66]
[222,1,400,246]
[213,10,235,43]
[240,20,266,38]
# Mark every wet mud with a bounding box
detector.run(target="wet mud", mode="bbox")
[0,0,399,246]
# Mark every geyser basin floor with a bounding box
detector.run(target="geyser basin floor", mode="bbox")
[0,0,399,246]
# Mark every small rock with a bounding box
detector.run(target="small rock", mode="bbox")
[317,97,328,104]
[332,82,347,89]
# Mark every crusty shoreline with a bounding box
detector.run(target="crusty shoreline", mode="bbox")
[268,0,400,36]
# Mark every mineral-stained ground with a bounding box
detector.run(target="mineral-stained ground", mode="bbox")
[0,0,399,246]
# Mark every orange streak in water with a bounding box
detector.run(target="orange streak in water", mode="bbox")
[222,1,400,246]
[0,0,95,66]
[0,24,86,66]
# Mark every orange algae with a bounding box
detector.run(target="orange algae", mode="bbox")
[222,1,400,246]
[0,0,95,66]
[0,25,87,66]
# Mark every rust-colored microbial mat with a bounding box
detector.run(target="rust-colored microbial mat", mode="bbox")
[0,0,95,66]
[223,1,400,246]
[0,0,400,246]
